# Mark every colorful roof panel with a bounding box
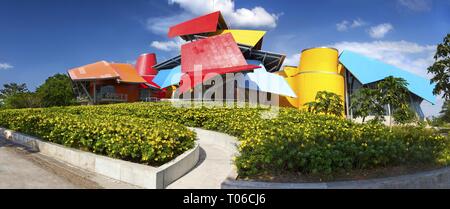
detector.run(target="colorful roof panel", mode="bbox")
[111,64,147,83]
[68,61,119,81]
[68,61,146,84]
[238,60,297,98]
[152,65,182,89]
[339,50,435,104]
[181,33,248,73]
[211,30,266,48]
[168,11,228,38]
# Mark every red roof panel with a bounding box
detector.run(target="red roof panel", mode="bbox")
[181,33,247,73]
[168,11,228,38]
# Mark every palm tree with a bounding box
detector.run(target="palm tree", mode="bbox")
[377,76,409,127]
[304,91,344,116]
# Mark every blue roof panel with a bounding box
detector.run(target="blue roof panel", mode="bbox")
[152,65,182,88]
[238,60,297,98]
[339,50,435,104]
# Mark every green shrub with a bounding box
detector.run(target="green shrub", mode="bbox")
[1,102,449,178]
[0,108,196,166]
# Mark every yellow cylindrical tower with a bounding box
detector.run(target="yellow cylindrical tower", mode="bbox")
[297,47,345,112]
[276,66,301,108]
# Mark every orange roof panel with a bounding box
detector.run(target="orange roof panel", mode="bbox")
[111,64,147,83]
[68,61,119,81]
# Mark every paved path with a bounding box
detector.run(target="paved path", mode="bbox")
[0,138,139,189]
[1,128,238,189]
[166,128,238,189]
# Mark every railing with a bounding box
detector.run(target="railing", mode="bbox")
[141,97,160,102]
[98,93,128,102]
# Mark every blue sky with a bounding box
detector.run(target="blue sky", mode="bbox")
[0,0,449,116]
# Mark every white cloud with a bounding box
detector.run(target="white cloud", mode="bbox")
[368,23,394,39]
[150,37,185,52]
[227,6,279,28]
[336,20,350,32]
[398,0,433,12]
[283,53,300,66]
[351,18,366,28]
[146,13,192,35]
[421,95,444,118]
[0,63,13,70]
[147,0,280,35]
[336,18,366,32]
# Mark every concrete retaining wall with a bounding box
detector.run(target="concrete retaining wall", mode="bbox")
[222,166,450,189]
[0,127,200,189]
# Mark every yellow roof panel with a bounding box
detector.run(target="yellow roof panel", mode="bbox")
[213,30,266,47]
[283,66,301,77]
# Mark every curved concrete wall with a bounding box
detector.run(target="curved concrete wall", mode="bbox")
[0,127,200,189]
[222,167,450,189]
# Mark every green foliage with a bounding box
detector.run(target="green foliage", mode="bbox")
[0,83,28,99]
[1,102,448,178]
[393,104,418,125]
[0,106,196,166]
[0,83,41,109]
[377,76,410,126]
[234,111,449,177]
[350,87,385,122]
[428,33,450,101]
[304,91,344,116]
[36,74,76,107]
[2,92,41,109]
[440,100,450,123]
[377,76,410,109]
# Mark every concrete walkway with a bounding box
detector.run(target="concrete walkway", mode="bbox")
[166,128,238,189]
[0,139,79,189]
[0,138,139,189]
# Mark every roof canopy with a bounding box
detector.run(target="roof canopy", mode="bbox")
[68,61,119,81]
[181,33,248,73]
[209,30,266,49]
[239,44,285,72]
[238,60,297,98]
[68,61,146,83]
[339,50,435,104]
[152,65,182,89]
[168,11,228,40]
[111,63,147,83]
[153,55,181,71]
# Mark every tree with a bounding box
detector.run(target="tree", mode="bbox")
[350,87,385,123]
[0,83,40,109]
[440,100,450,123]
[3,92,41,109]
[393,103,417,125]
[304,91,344,116]
[428,34,450,125]
[36,73,75,107]
[377,76,410,127]
[428,33,450,101]
[0,83,28,99]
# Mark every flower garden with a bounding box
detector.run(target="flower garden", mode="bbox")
[1,102,449,180]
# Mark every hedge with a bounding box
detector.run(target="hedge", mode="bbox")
[60,102,449,177]
[0,108,196,166]
[1,102,449,178]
